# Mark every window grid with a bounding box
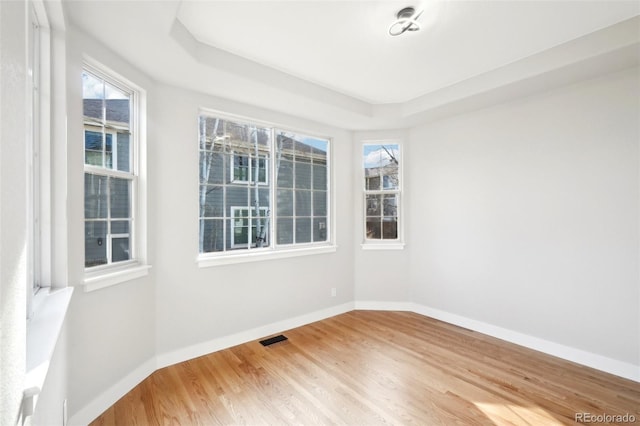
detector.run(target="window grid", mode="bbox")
[198,114,330,255]
[83,67,137,269]
[363,143,401,242]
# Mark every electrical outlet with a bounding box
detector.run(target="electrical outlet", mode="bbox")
[63,399,68,426]
[331,287,336,297]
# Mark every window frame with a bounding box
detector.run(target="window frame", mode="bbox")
[26,1,42,320]
[361,140,405,250]
[197,110,336,267]
[82,61,150,290]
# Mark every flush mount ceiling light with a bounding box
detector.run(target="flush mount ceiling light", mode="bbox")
[389,7,424,36]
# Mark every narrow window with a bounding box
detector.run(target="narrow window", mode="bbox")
[83,68,136,268]
[363,143,401,243]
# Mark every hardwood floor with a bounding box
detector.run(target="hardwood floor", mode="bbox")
[90,311,640,425]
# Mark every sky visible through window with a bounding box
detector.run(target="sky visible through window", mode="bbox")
[363,144,399,168]
[302,137,328,152]
[82,72,128,100]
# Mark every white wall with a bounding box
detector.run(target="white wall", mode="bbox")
[352,129,412,304]
[0,1,28,424]
[408,67,639,367]
[153,84,355,360]
[62,27,157,421]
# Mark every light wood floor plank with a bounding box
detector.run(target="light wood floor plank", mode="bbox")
[90,311,640,425]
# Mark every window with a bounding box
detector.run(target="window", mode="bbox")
[27,3,42,318]
[363,143,402,246]
[83,68,137,269]
[198,113,330,258]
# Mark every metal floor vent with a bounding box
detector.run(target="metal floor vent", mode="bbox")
[259,334,288,346]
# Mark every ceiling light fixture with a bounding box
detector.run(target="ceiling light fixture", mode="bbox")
[389,7,424,37]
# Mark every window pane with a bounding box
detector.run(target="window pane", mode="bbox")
[366,194,381,216]
[257,188,270,210]
[277,190,293,216]
[276,218,293,245]
[364,144,399,189]
[233,154,250,182]
[366,219,382,240]
[277,160,294,188]
[366,176,380,191]
[200,219,224,253]
[199,185,223,218]
[383,172,399,190]
[295,190,311,217]
[84,173,108,218]
[232,209,249,247]
[276,133,295,161]
[252,214,269,247]
[295,218,311,244]
[313,165,327,190]
[117,132,130,172]
[111,220,129,234]
[313,217,327,242]
[252,157,268,183]
[383,194,398,217]
[382,219,398,239]
[200,116,225,152]
[105,84,130,124]
[313,191,327,216]
[82,71,104,120]
[295,162,311,189]
[85,131,103,166]
[226,187,249,216]
[112,237,130,262]
[199,152,224,184]
[294,140,312,163]
[110,177,131,219]
[85,221,107,267]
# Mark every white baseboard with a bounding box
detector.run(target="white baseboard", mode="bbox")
[156,302,355,370]
[354,301,639,382]
[409,303,640,383]
[354,300,414,311]
[67,357,156,426]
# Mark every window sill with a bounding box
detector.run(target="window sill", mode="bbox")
[361,242,405,250]
[83,264,151,292]
[197,244,337,267]
[25,287,74,417]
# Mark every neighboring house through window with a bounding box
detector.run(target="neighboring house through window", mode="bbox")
[198,113,330,258]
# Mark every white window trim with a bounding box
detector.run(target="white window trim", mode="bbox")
[197,110,336,266]
[82,59,150,291]
[361,140,405,250]
[23,1,74,421]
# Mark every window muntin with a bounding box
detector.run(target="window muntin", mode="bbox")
[83,68,136,269]
[198,114,330,255]
[363,143,400,241]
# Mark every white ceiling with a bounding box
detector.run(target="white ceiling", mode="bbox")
[177,0,640,104]
[63,1,640,129]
